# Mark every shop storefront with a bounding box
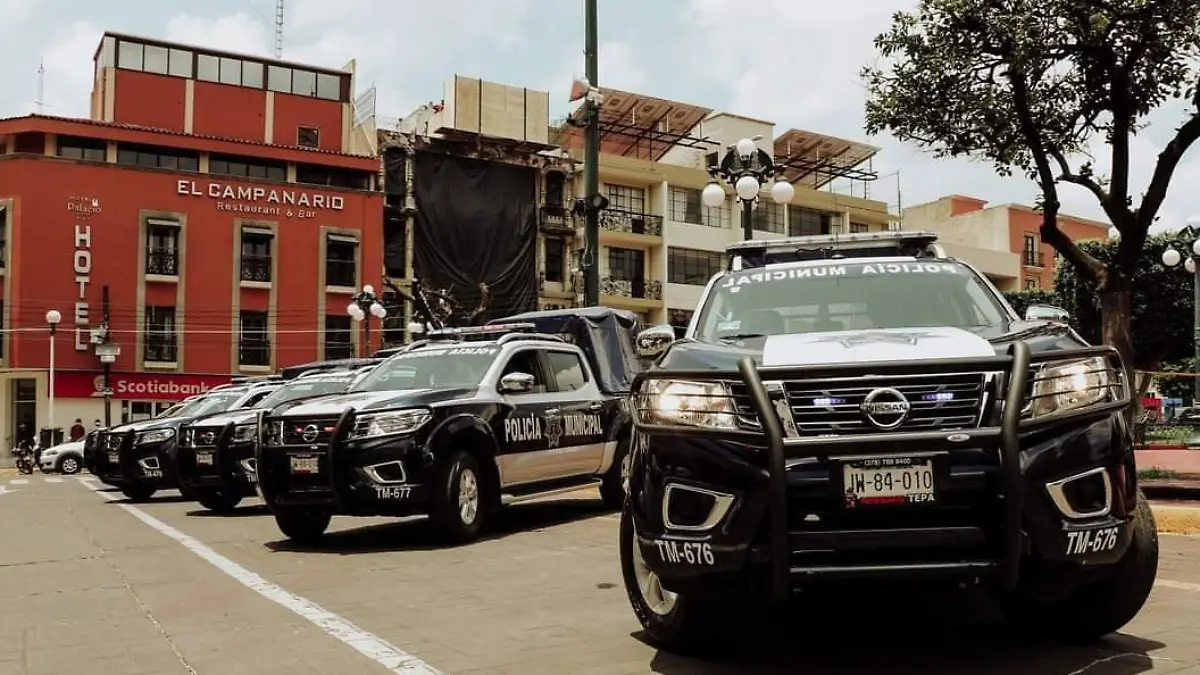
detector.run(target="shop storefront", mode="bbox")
[52,371,233,427]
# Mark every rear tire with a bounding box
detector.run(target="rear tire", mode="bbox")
[619,506,737,654]
[121,486,157,502]
[1005,490,1159,642]
[197,489,243,513]
[428,450,485,544]
[273,506,332,545]
[600,437,631,510]
[57,455,82,475]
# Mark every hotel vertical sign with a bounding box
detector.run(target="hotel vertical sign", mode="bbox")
[67,196,100,351]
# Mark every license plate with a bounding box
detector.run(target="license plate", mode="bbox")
[843,456,935,507]
[290,455,319,475]
[196,452,213,466]
[107,451,119,463]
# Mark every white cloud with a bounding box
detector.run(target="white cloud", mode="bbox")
[38,21,102,117]
[165,13,272,57]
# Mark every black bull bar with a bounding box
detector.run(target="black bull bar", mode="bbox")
[630,342,1131,600]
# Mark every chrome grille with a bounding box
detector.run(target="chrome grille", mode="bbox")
[103,433,123,450]
[278,416,340,446]
[729,372,990,434]
[185,426,223,448]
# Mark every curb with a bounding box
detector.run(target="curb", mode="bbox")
[1142,479,1200,500]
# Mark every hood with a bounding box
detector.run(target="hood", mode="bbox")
[658,325,1077,372]
[186,409,258,428]
[103,416,187,434]
[276,387,479,417]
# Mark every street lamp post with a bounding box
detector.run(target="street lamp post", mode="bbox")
[45,309,62,441]
[702,137,795,241]
[347,284,387,358]
[1161,229,1200,403]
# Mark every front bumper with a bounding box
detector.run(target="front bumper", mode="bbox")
[176,428,259,497]
[255,412,432,515]
[629,343,1137,599]
[85,431,176,490]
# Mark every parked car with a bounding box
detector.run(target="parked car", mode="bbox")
[38,439,85,474]
[256,309,640,545]
[621,230,1154,651]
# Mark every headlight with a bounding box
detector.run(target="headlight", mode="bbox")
[636,380,738,430]
[348,409,431,440]
[136,429,175,445]
[1029,357,1115,417]
[232,424,258,443]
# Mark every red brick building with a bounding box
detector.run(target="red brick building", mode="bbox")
[0,32,382,442]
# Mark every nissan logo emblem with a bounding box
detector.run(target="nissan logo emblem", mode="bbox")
[860,387,911,430]
[301,424,320,443]
[201,431,216,445]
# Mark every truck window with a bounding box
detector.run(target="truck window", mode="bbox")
[500,350,549,394]
[546,351,588,392]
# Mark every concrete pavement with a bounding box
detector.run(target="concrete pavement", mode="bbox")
[1,475,1199,675]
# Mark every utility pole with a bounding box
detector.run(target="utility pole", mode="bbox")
[101,286,113,427]
[582,0,601,307]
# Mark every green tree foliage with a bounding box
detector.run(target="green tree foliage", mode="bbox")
[863,0,1200,370]
[1053,234,1194,373]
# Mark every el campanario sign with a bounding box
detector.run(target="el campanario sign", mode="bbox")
[176,179,345,219]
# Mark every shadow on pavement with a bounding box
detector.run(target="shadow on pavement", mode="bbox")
[263,497,613,554]
[186,504,271,518]
[643,585,1166,675]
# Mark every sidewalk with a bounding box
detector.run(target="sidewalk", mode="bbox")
[1136,448,1200,498]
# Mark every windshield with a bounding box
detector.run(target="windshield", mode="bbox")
[256,377,352,408]
[170,391,245,419]
[351,345,499,392]
[694,260,1011,340]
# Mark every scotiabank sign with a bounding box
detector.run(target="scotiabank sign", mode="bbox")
[54,371,233,401]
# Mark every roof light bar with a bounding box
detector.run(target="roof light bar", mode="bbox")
[425,322,538,342]
[725,230,945,270]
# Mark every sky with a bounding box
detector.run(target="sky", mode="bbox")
[2,0,1199,233]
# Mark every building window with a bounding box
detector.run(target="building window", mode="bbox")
[545,172,566,209]
[143,45,168,75]
[605,184,646,213]
[1025,277,1039,290]
[240,229,273,282]
[752,201,786,234]
[608,247,644,282]
[669,187,727,228]
[544,237,566,283]
[326,236,358,288]
[850,223,869,233]
[316,73,341,101]
[116,40,144,70]
[267,65,291,93]
[292,69,317,96]
[1023,234,1042,266]
[197,54,219,82]
[219,57,242,85]
[242,61,264,88]
[297,126,320,149]
[116,142,199,171]
[381,291,409,347]
[167,49,192,77]
[146,220,179,277]
[56,135,106,162]
[209,153,286,181]
[143,306,177,363]
[788,206,839,236]
[668,247,724,285]
[239,311,270,367]
[384,218,407,278]
[0,204,7,269]
[295,163,369,189]
[324,316,353,360]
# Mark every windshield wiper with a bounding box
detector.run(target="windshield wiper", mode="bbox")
[716,333,767,342]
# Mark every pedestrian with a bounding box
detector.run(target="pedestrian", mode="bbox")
[93,419,103,430]
[69,418,86,441]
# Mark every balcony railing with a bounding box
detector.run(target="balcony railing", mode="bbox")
[599,208,663,237]
[600,276,662,301]
[239,342,271,367]
[144,337,178,363]
[146,249,179,276]
[540,205,573,233]
[1023,251,1045,267]
[324,339,353,361]
[326,259,357,288]
[241,255,272,283]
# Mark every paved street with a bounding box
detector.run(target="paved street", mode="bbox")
[1,475,1199,675]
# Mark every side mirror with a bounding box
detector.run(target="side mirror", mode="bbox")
[407,321,426,335]
[1024,303,1070,323]
[636,324,677,359]
[498,372,536,394]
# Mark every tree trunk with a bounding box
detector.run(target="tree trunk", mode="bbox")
[1100,287,1136,424]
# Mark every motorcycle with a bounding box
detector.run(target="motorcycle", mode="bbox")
[14,443,35,475]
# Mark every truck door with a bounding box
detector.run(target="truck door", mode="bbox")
[496,348,556,486]
[538,349,608,479]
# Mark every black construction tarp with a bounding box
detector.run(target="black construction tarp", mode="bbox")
[488,307,643,394]
[413,151,537,326]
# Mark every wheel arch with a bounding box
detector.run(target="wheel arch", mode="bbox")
[428,414,502,508]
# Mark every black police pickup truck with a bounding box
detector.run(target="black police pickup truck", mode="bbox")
[256,307,640,545]
[85,382,279,501]
[176,368,372,512]
[622,231,1156,650]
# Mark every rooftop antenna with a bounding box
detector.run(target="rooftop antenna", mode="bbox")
[274,0,284,59]
[35,60,44,114]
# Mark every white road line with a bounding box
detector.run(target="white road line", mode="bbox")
[9,479,28,485]
[79,479,441,674]
[43,477,64,483]
[1157,578,1200,592]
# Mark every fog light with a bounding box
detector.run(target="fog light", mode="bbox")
[363,460,408,485]
[1046,467,1112,519]
[662,483,735,532]
[137,457,160,471]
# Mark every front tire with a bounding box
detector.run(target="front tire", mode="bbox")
[619,506,733,653]
[600,437,631,510]
[273,506,332,545]
[197,489,243,513]
[428,450,485,544]
[1005,490,1159,642]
